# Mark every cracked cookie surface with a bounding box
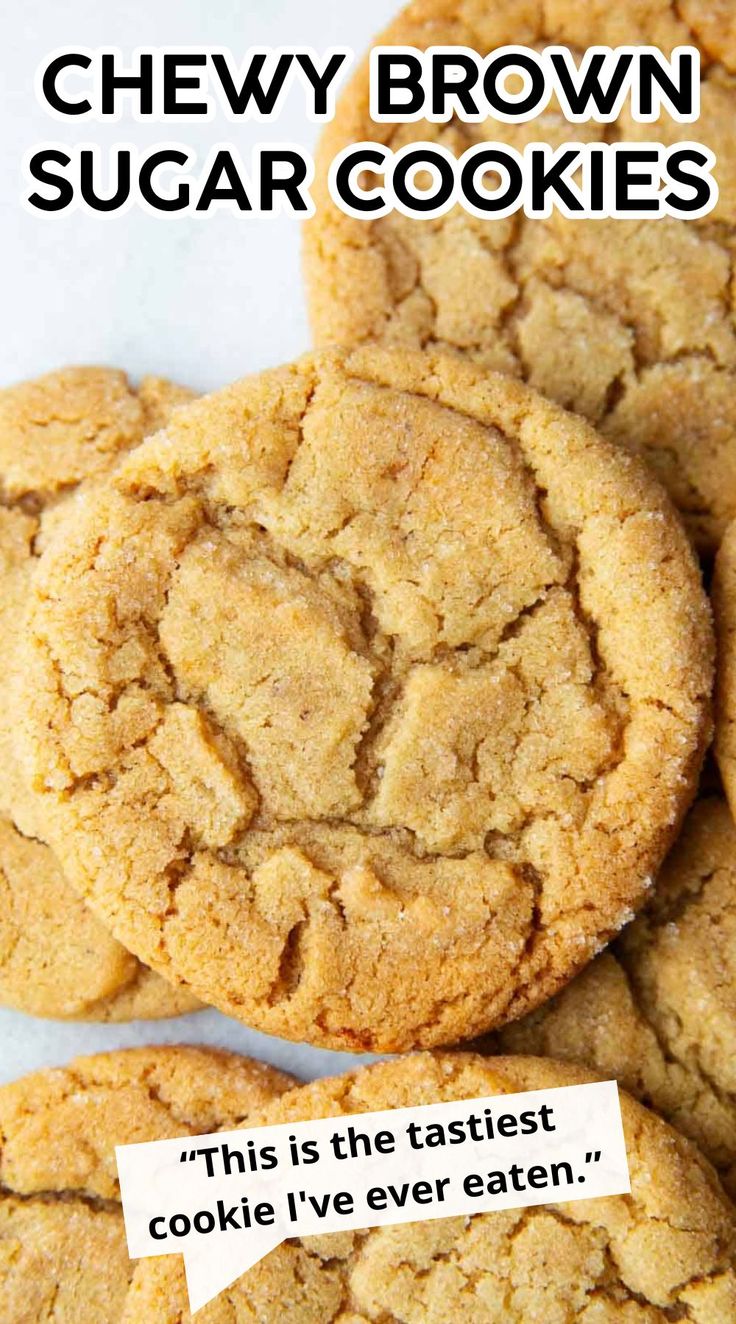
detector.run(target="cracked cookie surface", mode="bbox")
[16,348,712,1050]
[0,366,201,1020]
[488,794,736,1197]
[122,1052,736,1324]
[0,1046,295,1323]
[305,0,736,553]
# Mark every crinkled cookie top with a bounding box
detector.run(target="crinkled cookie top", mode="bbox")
[17,348,712,1051]
[0,1046,295,1324]
[305,0,736,552]
[494,794,736,1196]
[0,365,199,1020]
[123,1052,736,1324]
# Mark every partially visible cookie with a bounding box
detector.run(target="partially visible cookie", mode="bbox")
[305,0,736,552]
[0,366,194,829]
[489,795,736,1198]
[0,1047,296,1323]
[714,519,736,809]
[0,366,200,1020]
[123,1051,736,1323]
[16,348,713,1051]
[0,817,198,1020]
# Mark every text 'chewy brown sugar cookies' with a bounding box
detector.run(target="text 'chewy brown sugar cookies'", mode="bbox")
[0,365,201,1020]
[490,794,736,1198]
[0,1047,295,1323]
[17,348,712,1051]
[305,0,736,554]
[122,1053,736,1324]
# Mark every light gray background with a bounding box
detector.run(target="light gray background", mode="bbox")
[0,0,400,1084]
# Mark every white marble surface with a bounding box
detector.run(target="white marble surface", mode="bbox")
[0,0,400,1086]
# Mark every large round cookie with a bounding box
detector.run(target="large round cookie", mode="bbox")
[489,795,736,1198]
[305,0,736,553]
[0,366,201,1019]
[123,1052,736,1323]
[16,348,712,1050]
[0,1047,295,1323]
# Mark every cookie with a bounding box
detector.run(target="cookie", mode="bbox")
[0,1047,295,1323]
[305,0,736,553]
[488,795,736,1198]
[0,365,200,1020]
[0,366,195,828]
[123,1051,736,1323]
[16,347,712,1051]
[0,817,199,1020]
[713,518,736,810]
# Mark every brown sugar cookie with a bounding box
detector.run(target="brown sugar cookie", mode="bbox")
[0,366,195,828]
[0,817,199,1020]
[122,1052,736,1324]
[16,348,713,1051]
[0,365,201,1020]
[304,0,736,553]
[487,795,736,1198]
[713,517,736,809]
[0,1047,295,1323]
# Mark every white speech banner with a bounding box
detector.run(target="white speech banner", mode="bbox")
[117,1079,630,1314]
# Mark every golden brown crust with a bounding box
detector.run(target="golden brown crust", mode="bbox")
[17,347,713,1051]
[304,0,736,552]
[0,365,198,1020]
[0,1047,295,1323]
[122,1052,736,1323]
[490,795,736,1196]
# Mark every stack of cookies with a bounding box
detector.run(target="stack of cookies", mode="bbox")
[3,1,736,1319]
